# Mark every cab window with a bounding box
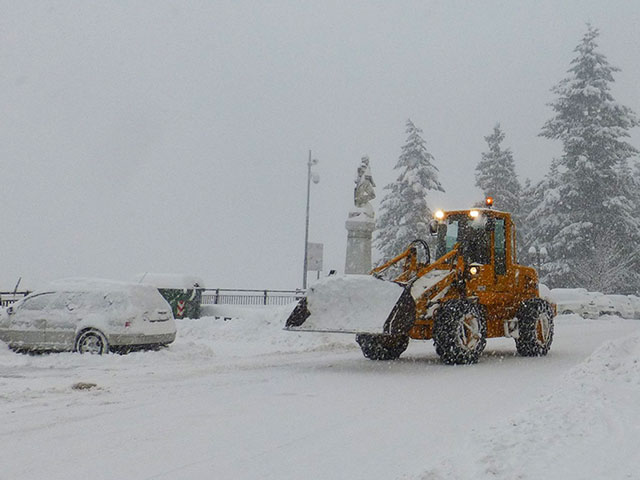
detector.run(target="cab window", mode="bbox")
[436,218,462,259]
[445,220,459,252]
[464,223,490,265]
[436,215,490,264]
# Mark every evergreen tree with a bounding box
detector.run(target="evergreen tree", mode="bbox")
[517,177,535,263]
[520,160,564,284]
[375,119,444,262]
[538,25,639,292]
[475,123,521,214]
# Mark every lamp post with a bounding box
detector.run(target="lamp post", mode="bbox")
[303,150,319,290]
[528,245,548,271]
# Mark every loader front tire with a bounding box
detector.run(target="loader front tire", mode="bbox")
[515,298,554,356]
[356,334,409,361]
[433,299,487,365]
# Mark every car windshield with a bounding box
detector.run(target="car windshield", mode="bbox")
[19,292,56,311]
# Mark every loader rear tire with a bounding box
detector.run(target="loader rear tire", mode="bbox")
[515,298,554,356]
[356,334,409,361]
[433,299,487,365]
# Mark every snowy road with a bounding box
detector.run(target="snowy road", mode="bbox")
[1,309,639,480]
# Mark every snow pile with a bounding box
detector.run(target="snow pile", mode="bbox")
[173,303,356,358]
[538,282,552,302]
[0,303,355,366]
[420,329,640,479]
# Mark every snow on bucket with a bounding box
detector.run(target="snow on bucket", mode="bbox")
[285,275,413,335]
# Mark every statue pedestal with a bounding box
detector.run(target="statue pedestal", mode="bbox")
[345,214,375,274]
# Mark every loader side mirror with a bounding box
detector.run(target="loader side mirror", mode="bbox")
[429,220,439,236]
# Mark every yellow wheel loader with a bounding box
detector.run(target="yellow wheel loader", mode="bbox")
[285,203,555,364]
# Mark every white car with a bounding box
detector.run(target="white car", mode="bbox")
[590,292,617,316]
[0,278,176,354]
[627,295,640,319]
[549,288,600,319]
[606,294,635,319]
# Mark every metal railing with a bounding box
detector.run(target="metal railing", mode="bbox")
[0,291,30,307]
[201,288,304,306]
[0,288,303,308]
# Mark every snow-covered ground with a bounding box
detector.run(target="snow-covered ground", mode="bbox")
[1,305,639,479]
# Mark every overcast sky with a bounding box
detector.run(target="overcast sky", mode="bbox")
[1,0,639,291]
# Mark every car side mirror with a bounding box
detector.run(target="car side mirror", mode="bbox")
[6,306,14,315]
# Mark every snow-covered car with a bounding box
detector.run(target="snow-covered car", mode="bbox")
[627,295,640,319]
[0,278,176,354]
[591,292,617,316]
[606,294,635,319]
[549,288,599,319]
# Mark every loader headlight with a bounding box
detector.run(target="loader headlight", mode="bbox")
[469,210,479,218]
[469,266,479,275]
[435,210,445,220]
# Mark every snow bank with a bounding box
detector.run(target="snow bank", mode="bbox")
[175,303,355,357]
[538,282,552,302]
[420,327,640,479]
[0,303,355,371]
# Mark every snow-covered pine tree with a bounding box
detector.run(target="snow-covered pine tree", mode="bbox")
[517,177,535,262]
[520,160,565,284]
[375,119,444,262]
[539,25,640,292]
[475,123,521,214]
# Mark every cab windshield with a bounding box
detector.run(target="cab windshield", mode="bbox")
[436,214,491,264]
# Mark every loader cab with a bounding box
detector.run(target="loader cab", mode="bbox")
[435,211,493,265]
[434,209,515,277]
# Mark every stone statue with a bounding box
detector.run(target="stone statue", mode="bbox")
[345,155,376,273]
[350,156,376,220]
[354,155,376,208]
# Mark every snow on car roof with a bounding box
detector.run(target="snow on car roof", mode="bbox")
[549,288,590,300]
[132,273,205,289]
[22,278,170,312]
[47,277,156,292]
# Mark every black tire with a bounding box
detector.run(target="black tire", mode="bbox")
[356,334,409,361]
[285,298,310,328]
[383,288,417,335]
[515,298,554,356]
[433,299,487,365]
[75,329,109,355]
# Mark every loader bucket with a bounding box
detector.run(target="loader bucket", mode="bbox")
[285,275,416,335]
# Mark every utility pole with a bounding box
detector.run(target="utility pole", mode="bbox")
[303,150,319,289]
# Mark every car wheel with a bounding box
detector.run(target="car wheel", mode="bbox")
[75,329,109,355]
